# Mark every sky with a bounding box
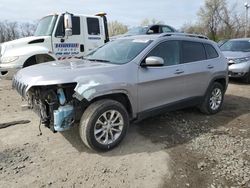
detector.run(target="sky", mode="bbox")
[0,0,248,29]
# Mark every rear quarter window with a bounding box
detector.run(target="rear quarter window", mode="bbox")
[204,43,219,59]
[181,41,206,63]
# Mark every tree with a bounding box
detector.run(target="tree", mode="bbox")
[108,21,128,37]
[182,0,246,41]
[140,18,164,26]
[198,0,226,41]
[0,21,37,43]
[20,22,37,37]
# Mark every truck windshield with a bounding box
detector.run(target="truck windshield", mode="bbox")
[34,15,58,36]
[85,39,152,64]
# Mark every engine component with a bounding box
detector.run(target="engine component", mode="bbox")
[57,88,66,105]
[53,105,74,132]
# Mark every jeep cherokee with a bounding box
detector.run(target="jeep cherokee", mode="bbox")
[13,33,228,151]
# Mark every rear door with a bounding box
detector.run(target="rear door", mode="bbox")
[138,40,187,112]
[180,40,212,98]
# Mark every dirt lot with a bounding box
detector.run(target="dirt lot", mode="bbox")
[0,79,249,188]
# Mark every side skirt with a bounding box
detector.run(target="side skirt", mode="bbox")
[134,96,203,122]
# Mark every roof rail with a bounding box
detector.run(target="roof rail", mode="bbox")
[159,32,209,40]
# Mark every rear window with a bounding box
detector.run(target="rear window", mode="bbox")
[204,44,219,59]
[182,41,206,63]
[87,18,100,35]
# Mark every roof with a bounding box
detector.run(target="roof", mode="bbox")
[116,32,209,41]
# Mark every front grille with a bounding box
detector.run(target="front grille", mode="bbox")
[12,77,28,97]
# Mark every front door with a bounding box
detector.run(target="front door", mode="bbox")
[52,16,85,60]
[138,40,187,112]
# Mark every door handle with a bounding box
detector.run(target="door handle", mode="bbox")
[80,44,85,52]
[175,69,184,74]
[207,65,214,69]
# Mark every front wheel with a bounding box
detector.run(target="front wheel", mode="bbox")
[79,99,129,151]
[200,82,224,115]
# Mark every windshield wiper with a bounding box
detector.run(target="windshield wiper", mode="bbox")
[86,58,110,63]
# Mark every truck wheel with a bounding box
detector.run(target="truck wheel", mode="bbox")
[79,99,129,151]
[200,82,224,115]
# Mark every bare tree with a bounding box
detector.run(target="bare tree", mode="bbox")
[0,20,37,43]
[108,21,128,37]
[182,0,246,41]
[20,22,37,37]
[140,18,164,26]
[198,0,226,41]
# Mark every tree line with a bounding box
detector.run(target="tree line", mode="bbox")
[0,0,248,43]
[0,21,36,43]
[182,0,246,41]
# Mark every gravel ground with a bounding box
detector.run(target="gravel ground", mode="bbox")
[0,79,249,188]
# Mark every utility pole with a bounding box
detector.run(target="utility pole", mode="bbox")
[245,2,250,37]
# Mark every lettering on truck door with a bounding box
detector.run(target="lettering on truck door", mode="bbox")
[52,16,84,60]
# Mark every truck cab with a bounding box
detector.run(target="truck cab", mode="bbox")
[0,12,109,79]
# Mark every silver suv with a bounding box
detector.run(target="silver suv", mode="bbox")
[220,38,250,83]
[13,33,228,151]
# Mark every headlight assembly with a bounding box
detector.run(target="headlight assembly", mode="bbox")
[1,56,19,63]
[234,56,250,64]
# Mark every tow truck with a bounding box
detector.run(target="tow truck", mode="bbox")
[0,12,109,79]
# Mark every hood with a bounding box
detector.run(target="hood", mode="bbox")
[222,51,250,59]
[13,59,123,90]
[1,36,51,56]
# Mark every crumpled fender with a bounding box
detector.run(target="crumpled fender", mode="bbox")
[73,74,133,102]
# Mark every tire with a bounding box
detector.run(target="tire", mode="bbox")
[243,72,250,84]
[79,99,129,151]
[200,82,224,115]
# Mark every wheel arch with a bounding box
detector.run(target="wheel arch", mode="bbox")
[207,76,228,94]
[90,93,134,119]
[23,54,56,68]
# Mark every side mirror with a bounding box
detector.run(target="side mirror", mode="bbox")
[142,56,164,67]
[64,13,73,37]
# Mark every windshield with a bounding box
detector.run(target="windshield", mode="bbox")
[220,40,250,52]
[34,15,58,36]
[85,39,152,64]
[125,27,149,35]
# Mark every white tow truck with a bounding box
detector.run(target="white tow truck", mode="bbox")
[0,12,109,79]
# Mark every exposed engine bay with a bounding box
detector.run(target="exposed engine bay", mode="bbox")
[24,83,87,132]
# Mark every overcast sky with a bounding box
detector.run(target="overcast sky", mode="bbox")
[0,0,248,29]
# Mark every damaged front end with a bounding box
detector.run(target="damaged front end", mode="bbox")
[12,79,87,132]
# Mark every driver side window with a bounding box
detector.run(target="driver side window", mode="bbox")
[55,16,80,37]
[147,41,180,66]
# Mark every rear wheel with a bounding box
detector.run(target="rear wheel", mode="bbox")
[200,82,224,115]
[79,99,129,151]
[243,71,250,84]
